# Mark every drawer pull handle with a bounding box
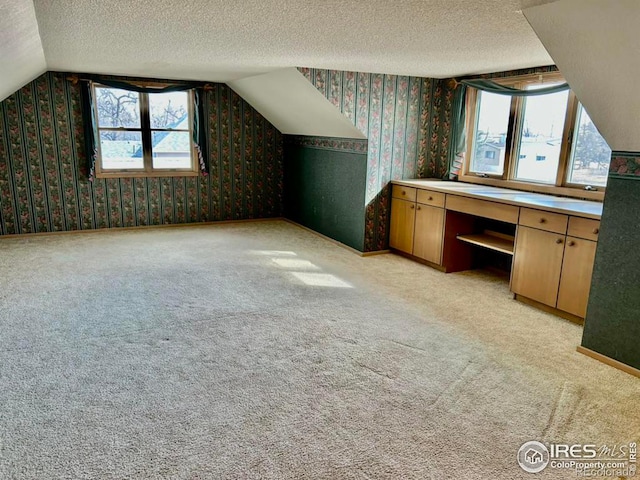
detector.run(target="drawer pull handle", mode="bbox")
[416,205,421,210]
[539,218,546,224]
[402,191,406,195]
[428,196,433,201]
[556,238,563,244]
[568,240,576,246]
[593,228,599,234]
[409,204,415,209]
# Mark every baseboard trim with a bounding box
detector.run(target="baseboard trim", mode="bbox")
[0,217,284,240]
[514,294,584,325]
[281,219,389,257]
[577,346,640,379]
[361,249,390,257]
[390,249,447,272]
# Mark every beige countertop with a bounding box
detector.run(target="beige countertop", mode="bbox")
[391,179,603,219]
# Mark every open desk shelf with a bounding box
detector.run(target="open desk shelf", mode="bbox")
[456,231,515,256]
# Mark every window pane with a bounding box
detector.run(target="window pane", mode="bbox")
[470,91,511,175]
[151,131,192,169]
[567,106,611,187]
[99,131,144,169]
[513,88,569,183]
[148,91,190,129]
[95,87,141,128]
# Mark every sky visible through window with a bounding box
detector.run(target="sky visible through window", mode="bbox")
[514,88,569,183]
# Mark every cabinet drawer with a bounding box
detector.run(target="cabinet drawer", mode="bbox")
[416,189,445,208]
[567,217,600,241]
[445,195,519,224]
[392,185,417,202]
[519,208,568,234]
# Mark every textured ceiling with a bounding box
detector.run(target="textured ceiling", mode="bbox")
[524,0,640,151]
[0,0,46,101]
[32,0,556,84]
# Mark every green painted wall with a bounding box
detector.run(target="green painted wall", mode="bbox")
[582,152,640,370]
[284,136,367,251]
[0,72,283,235]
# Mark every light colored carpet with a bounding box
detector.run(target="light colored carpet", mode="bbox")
[0,220,637,479]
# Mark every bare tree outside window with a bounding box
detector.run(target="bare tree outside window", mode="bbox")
[96,87,140,139]
[94,85,195,175]
[568,106,611,186]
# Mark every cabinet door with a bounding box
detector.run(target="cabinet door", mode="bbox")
[389,198,416,254]
[557,237,597,317]
[413,204,444,264]
[511,226,565,307]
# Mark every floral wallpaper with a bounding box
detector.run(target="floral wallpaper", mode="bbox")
[284,135,368,154]
[609,152,640,179]
[0,72,283,236]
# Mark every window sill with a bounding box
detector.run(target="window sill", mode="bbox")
[95,170,200,179]
[458,174,605,202]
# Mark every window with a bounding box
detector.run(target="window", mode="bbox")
[567,105,611,187]
[464,73,611,197]
[93,85,196,177]
[513,84,568,184]
[469,91,510,176]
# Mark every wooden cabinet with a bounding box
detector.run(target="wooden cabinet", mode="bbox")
[512,220,598,319]
[557,237,597,317]
[389,198,416,254]
[388,181,601,321]
[511,226,566,306]
[390,190,444,265]
[413,204,444,264]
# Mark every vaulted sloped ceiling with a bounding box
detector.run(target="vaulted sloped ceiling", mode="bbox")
[228,69,365,139]
[0,0,46,101]
[31,0,555,82]
[524,0,640,151]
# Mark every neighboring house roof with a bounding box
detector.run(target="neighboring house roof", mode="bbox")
[153,117,190,153]
[133,115,189,157]
[477,143,502,151]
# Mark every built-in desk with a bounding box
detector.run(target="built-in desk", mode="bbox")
[389,179,603,323]
[392,179,602,218]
